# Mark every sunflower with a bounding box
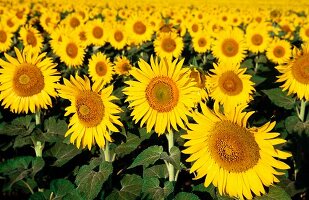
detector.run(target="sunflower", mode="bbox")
[189,68,208,102]
[108,23,128,50]
[19,25,44,54]
[212,28,247,65]
[86,19,106,46]
[266,39,292,64]
[299,24,309,43]
[0,47,60,114]
[2,14,20,33]
[62,13,84,29]
[123,56,199,135]
[88,52,114,89]
[154,32,184,59]
[0,23,13,52]
[39,10,60,34]
[114,56,132,76]
[126,14,154,45]
[206,63,255,110]
[246,23,270,54]
[182,103,291,199]
[192,31,212,53]
[276,44,309,100]
[186,18,203,37]
[57,75,122,150]
[58,36,85,68]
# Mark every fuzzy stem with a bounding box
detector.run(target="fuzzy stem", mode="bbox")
[254,55,259,74]
[34,141,43,157]
[299,100,307,122]
[35,110,41,126]
[104,140,111,162]
[166,132,175,182]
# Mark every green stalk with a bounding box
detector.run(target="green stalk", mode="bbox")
[166,132,175,182]
[35,110,41,126]
[104,140,111,162]
[299,100,307,122]
[254,55,259,74]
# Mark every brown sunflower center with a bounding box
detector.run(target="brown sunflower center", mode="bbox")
[0,30,7,43]
[281,25,291,33]
[45,17,51,25]
[66,43,78,58]
[208,120,260,172]
[93,26,103,39]
[161,37,176,53]
[146,77,179,112]
[133,21,146,35]
[70,17,80,28]
[16,10,24,19]
[95,61,107,76]
[221,39,239,57]
[305,28,309,37]
[114,31,124,42]
[251,34,263,46]
[273,46,285,58]
[26,31,37,46]
[13,63,45,97]
[192,24,198,32]
[79,31,87,41]
[190,70,205,89]
[291,54,309,84]
[198,38,207,47]
[76,91,104,127]
[219,71,243,96]
[7,19,14,27]
[120,63,131,72]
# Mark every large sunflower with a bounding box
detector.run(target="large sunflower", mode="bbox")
[276,44,309,100]
[206,63,255,109]
[153,32,184,59]
[266,39,292,64]
[0,47,60,113]
[212,28,247,65]
[182,103,291,199]
[57,75,122,150]
[123,56,199,135]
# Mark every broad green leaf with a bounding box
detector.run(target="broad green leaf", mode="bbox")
[41,117,67,142]
[50,179,76,199]
[128,145,163,169]
[285,116,299,134]
[251,75,267,86]
[174,192,200,200]
[76,161,112,200]
[29,190,52,200]
[115,133,141,158]
[256,54,268,64]
[160,146,181,170]
[142,177,174,200]
[285,116,309,135]
[0,156,33,173]
[106,174,143,200]
[139,127,152,141]
[241,59,254,69]
[0,116,35,136]
[263,88,295,110]
[46,142,82,167]
[31,157,45,177]
[143,164,168,179]
[254,186,291,200]
[13,135,32,148]
[217,193,234,200]
[193,183,216,199]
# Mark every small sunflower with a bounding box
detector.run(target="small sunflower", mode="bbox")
[266,39,292,64]
[19,25,44,54]
[189,68,208,102]
[88,52,114,89]
[114,56,132,76]
[86,19,106,46]
[192,31,212,53]
[58,36,85,68]
[123,56,199,135]
[0,23,13,52]
[57,75,122,150]
[206,63,255,109]
[182,103,291,199]
[212,28,247,65]
[108,23,128,50]
[299,24,309,43]
[0,47,60,113]
[246,23,270,54]
[153,32,184,59]
[126,14,153,45]
[276,44,309,100]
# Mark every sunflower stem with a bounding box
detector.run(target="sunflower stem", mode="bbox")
[104,140,111,162]
[254,55,259,74]
[35,110,41,126]
[299,100,307,122]
[34,141,44,157]
[166,132,175,182]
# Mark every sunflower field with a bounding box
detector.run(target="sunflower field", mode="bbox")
[0,0,309,199]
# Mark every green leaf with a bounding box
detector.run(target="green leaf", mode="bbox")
[76,161,113,200]
[31,157,45,177]
[106,174,143,200]
[241,59,254,69]
[251,75,267,86]
[256,54,268,64]
[262,88,295,110]
[217,193,234,200]
[0,156,33,174]
[193,183,216,199]
[13,135,33,148]
[29,190,52,200]
[139,127,152,141]
[0,116,35,136]
[254,186,291,200]
[285,116,309,135]
[46,142,82,167]
[175,192,200,200]
[50,179,76,199]
[143,164,168,179]
[41,117,67,142]
[142,177,173,200]
[128,145,163,169]
[115,133,141,158]
[285,116,299,134]
[160,146,181,170]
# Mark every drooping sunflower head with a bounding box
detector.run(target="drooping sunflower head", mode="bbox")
[0,47,60,113]
[276,44,309,100]
[123,56,200,134]
[57,75,123,150]
[182,103,291,199]
[113,56,132,76]
[153,32,184,59]
[206,62,255,110]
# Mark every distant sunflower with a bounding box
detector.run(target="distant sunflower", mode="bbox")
[182,103,291,199]
[266,39,291,64]
[114,56,132,76]
[86,19,106,46]
[58,36,85,68]
[57,75,122,150]
[192,31,212,53]
[246,23,270,54]
[108,23,127,50]
[88,52,114,89]
[189,68,208,102]
[19,25,43,54]
[0,24,13,52]
[212,28,247,64]
[154,32,184,59]
[206,63,255,109]
[276,44,309,100]
[49,25,71,55]
[299,24,309,43]
[123,56,199,134]
[0,47,60,113]
[126,14,153,45]
[2,14,20,33]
